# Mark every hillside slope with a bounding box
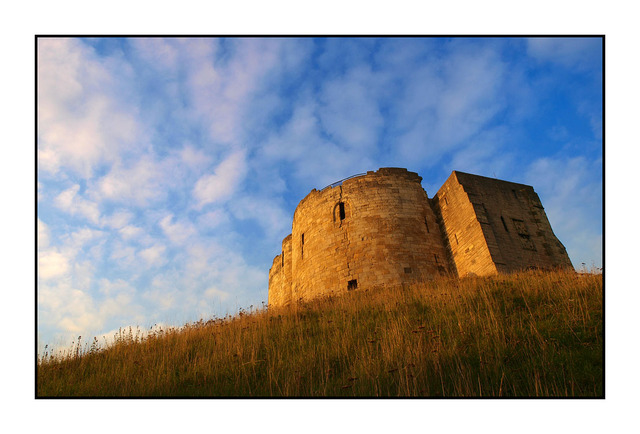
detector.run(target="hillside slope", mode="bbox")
[37,270,603,397]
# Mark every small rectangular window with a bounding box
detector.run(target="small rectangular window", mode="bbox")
[347,279,358,291]
[339,202,345,220]
[404,267,412,274]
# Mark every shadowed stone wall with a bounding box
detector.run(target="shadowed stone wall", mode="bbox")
[436,171,573,277]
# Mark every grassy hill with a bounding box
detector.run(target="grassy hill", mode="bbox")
[37,270,603,397]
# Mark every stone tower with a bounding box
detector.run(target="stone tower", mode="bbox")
[268,168,573,307]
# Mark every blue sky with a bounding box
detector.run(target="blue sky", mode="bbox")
[37,37,602,350]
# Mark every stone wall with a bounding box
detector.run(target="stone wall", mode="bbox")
[433,173,498,277]
[268,168,573,307]
[269,168,452,306]
[436,171,573,276]
[267,235,292,307]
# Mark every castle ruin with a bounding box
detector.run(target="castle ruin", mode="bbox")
[268,168,573,307]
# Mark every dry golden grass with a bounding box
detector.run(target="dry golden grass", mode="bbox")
[37,270,603,397]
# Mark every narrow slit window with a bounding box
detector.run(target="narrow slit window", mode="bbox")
[347,279,358,291]
[301,233,304,259]
[434,254,439,264]
[424,217,430,233]
[282,252,284,266]
[501,216,509,232]
[454,233,459,245]
[512,189,518,200]
[443,195,449,205]
[339,202,346,220]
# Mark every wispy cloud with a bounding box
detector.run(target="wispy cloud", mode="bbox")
[38,250,70,280]
[193,150,247,208]
[526,37,602,71]
[38,38,141,178]
[94,157,167,206]
[525,155,602,268]
[318,65,386,151]
[139,243,168,268]
[54,185,101,225]
[159,214,197,245]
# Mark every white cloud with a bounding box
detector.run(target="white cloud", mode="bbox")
[98,278,136,297]
[318,66,385,150]
[139,243,167,267]
[447,126,514,176]
[94,157,165,206]
[525,155,602,268]
[38,226,104,283]
[37,181,44,202]
[48,287,97,334]
[527,38,601,70]
[159,214,197,245]
[54,184,101,224]
[37,38,140,178]
[193,150,247,208]
[197,209,230,229]
[259,97,376,187]
[231,196,290,238]
[109,242,137,266]
[393,45,506,164]
[260,98,322,162]
[119,225,143,240]
[129,38,180,73]
[38,223,104,285]
[38,250,70,280]
[137,239,267,319]
[104,210,134,229]
[180,144,213,170]
[183,38,293,145]
[103,210,144,240]
[143,276,181,311]
[204,286,230,301]
[38,218,50,249]
[39,275,143,347]
[62,227,104,252]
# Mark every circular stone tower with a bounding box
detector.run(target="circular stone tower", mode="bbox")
[270,168,453,305]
